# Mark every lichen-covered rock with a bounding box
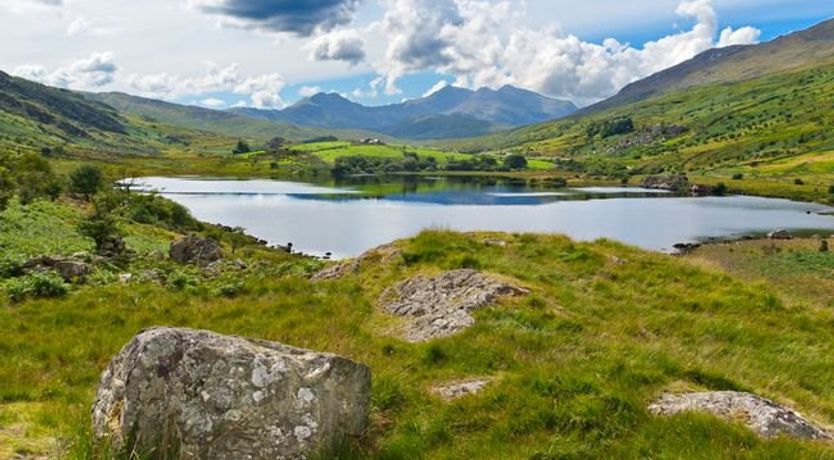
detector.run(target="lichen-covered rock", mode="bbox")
[380,269,528,342]
[649,391,831,440]
[92,327,371,459]
[433,379,493,401]
[169,236,223,266]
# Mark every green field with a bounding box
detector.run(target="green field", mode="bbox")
[2,217,834,458]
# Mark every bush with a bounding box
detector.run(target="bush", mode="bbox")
[732,173,744,180]
[829,185,834,195]
[794,178,805,185]
[233,140,251,155]
[713,182,728,196]
[69,165,104,200]
[503,154,529,171]
[7,272,69,302]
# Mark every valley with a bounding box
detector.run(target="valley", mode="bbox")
[1,11,834,460]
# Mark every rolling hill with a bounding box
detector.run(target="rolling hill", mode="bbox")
[581,17,834,115]
[85,92,388,144]
[231,85,577,140]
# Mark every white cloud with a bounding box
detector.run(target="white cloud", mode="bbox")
[233,73,286,108]
[13,52,118,89]
[200,97,225,107]
[126,62,285,108]
[718,26,762,47]
[370,0,761,104]
[298,85,322,97]
[66,16,113,37]
[308,29,366,65]
[422,79,449,97]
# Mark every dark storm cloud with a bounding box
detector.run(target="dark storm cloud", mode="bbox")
[194,0,361,36]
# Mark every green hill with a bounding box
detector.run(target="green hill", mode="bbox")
[86,92,389,144]
[451,18,834,202]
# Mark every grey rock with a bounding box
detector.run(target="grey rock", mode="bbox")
[641,174,689,192]
[649,391,830,440]
[767,230,792,240]
[92,327,371,459]
[118,273,133,284]
[53,260,91,282]
[169,236,223,266]
[380,269,528,342]
[433,379,492,401]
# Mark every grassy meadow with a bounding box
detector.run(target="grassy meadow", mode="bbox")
[2,215,834,458]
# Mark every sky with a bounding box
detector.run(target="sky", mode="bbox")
[1,0,832,109]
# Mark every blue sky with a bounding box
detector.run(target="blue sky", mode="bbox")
[1,0,832,109]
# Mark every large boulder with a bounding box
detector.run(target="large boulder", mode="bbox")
[169,236,223,266]
[92,327,371,459]
[380,269,527,342]
[649,391,830,440]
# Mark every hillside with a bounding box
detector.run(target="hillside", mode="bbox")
[231,85,577,140]
[582,17,834,115]
[450,18,834,203]
[86,92,390,143]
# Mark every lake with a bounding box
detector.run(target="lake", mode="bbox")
[133,176,834,258]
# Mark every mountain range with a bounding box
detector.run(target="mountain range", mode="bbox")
[230,85,578,140]
[1,17,833,158]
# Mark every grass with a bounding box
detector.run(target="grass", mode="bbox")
[687,237,834,308]
[2,225,834,458]
[290,141,475,166]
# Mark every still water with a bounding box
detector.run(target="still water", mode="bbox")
[134,176,834,258]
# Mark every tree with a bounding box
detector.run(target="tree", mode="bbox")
[78,199,123,254]
[233,140,251,155]
[13,153,60,205]
[70,165,104,200]
[503,154,528,171]
[227,227,249,254]
[0,166,13,212]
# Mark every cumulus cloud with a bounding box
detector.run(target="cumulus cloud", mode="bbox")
[126,62,287,108]
[298,85,322,97]
[0,0,62,12]
[13,52,118,89]
[309,29,366,64]
[189,0,361,36]
[371,0,761,104]
[718,26,761,47]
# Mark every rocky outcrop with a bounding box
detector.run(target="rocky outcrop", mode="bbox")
[92,327,371,459]
[169,236,223,266]
[432,379,493,401]
[649,392,831,440]
[24,255,92,282]
[380,269,528,342]
[311,243,401,281]
[641,174,689,192]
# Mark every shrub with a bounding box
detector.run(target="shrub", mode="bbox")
[69,165,104,200]
[7,272,69,302]
[794,178,805,185]
[233,140,251,154]
[828,185,834,195]
[503,154,528,171]
[731,173,744,180]
[713,182,728,196]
